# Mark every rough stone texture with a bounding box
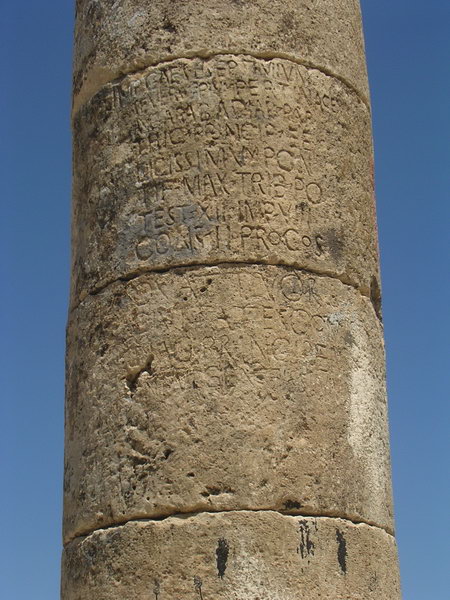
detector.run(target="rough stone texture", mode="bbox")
[66,1,401,597]
[64,265,393,543]
[62,512,401,600]
[73,0,369,115]
[71,55,379,306]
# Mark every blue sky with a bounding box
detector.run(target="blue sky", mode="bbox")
[1,1,448,598]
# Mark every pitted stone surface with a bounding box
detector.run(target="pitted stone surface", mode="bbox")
[71,55,378,305]
[62,512,401,600]
[66,2,401,596]
[64,266,393,542]
[73,0,369,114]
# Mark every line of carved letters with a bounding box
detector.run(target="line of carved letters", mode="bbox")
[112,273,349,392]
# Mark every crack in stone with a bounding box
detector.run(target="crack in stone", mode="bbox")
[73,50,370,117]
[72,261,378,318]
[64,508,394,547]
[83,262,360,300]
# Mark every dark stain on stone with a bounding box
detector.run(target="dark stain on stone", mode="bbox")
[194,575,203,599]
[336,529,347,574]
[216,537,230,578]
[298,519,315,559]
[284,499,302,510]
[153,579,160,600]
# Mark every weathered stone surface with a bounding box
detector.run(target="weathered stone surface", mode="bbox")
[64,265,393,543]
[71,55,379,306]
[66,3,401,597]
[62,512,401,600]
[73,0,369,115]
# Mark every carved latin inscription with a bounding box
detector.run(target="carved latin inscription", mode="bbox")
[72,56,378,302]
[66,2,401,598]
[64,266,392,542]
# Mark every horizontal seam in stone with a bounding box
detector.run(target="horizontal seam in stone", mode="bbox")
[64,508,394,547]
[71,261,378,318]
[73,50,370,117]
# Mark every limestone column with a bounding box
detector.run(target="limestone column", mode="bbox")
[62,1,401,598]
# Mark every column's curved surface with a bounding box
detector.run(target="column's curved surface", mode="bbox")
[63,1,401,597]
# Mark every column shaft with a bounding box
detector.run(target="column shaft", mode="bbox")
[63,1,401,597]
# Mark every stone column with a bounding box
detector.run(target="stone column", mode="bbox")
[62,1,401,598]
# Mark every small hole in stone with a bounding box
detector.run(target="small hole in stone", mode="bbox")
[162,20,177,33]
[283,499,302,510]
[163,448,174,460]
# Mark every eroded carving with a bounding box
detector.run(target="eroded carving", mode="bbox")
[71,56,378,304]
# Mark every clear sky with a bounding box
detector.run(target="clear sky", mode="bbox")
[1,1,448,598]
